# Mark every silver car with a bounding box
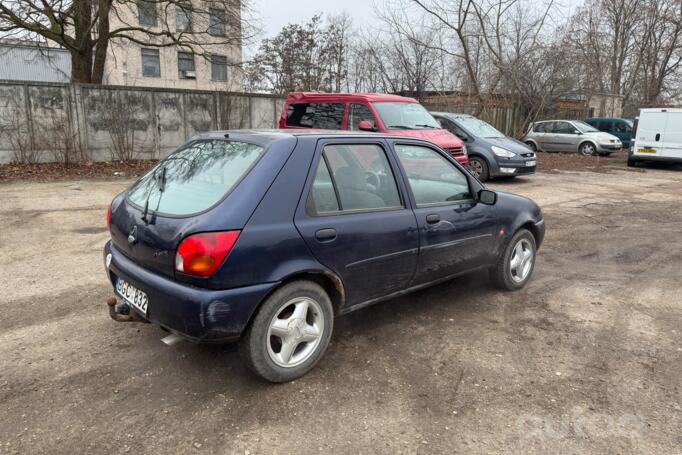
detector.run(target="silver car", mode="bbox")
[522,120,623,156]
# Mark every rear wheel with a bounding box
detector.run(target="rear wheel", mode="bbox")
[579,142,597,156]
[489,229,537,291]
[468,156,490,182]
[240,280,334,382]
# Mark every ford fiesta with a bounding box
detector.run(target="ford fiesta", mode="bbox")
[104,131,545,382]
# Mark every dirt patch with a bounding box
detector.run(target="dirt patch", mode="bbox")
[537,150,627,173]
[0,150,631,184]
[0,160,157,183]
[0,170,681,454]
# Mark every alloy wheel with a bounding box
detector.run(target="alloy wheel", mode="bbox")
[580,143,596,156]
[509,238,534,283]
[469,159,484,178]
[266,297,324,368]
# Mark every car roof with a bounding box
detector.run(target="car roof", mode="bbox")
[189,129,435,144]
[285,92,419,104]
[585,117,627,121]
[430,111,473,119]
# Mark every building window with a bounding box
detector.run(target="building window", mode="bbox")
[176,5,192,32]
[141,48,160,77]
[178,51,196,79]
[209,9,226,36]
[211,55,227,81]
[138,0,158,26]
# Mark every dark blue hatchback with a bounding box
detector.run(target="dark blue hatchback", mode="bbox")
[104,130,545,382]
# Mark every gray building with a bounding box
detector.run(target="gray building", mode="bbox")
[0,43,71,83]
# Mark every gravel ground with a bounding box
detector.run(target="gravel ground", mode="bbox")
[0,162,681,454]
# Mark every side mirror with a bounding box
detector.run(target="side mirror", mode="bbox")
[573,130,582,135]
[357,120,376,132]
[478,189,497,205]
[456,133,470,142]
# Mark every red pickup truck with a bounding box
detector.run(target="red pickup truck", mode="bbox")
[279,92,468,166]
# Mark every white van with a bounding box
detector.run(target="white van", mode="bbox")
[628,108,682,167]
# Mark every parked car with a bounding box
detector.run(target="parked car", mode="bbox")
[585,117,633,148]
[279,92,468,166]
[103,131,544,382]
[628,108,682,167]
[431,112,537,182]
[522,120,622,156]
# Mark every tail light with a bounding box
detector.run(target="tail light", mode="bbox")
[106,205,112,232]
[175,231,240,277]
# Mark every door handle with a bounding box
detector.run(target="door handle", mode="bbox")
[426,214,440,224]
[315,228,337,242]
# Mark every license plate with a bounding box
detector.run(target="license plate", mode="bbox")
[526,160,537,166]
[638,148,656,154]
[115,278,148,315]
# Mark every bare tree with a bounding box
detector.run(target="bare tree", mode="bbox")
[245,14,355,94]
[0,0,252,83]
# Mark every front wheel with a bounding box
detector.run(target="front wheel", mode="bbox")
[579,142,597,156]
[468,156,490,182]
[240,280,334,382]
[489,229,537,291]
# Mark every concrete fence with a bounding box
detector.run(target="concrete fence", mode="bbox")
[0,80,286,164]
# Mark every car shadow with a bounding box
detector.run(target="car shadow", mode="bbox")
[172,271,497,386]
[635,161,682,172]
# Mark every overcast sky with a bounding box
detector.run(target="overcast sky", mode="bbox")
[252,0,587,40]
[253,0,380,35]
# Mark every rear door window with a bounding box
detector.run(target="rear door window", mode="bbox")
[286,103,345,129]
[307,143,402,214]
[534,122,552,133]
[127,140,264,216]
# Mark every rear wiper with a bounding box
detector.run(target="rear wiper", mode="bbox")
[141,166,166,224]
[140,169,157,223]
[149,166,167,223]
[388,125,414,130]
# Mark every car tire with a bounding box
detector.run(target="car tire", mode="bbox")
[489,228,537,291]
[627,158,636,167]
[525,141,537,153]
[239,280,334,383]
[468,156,490,182]
[579,142,597,156]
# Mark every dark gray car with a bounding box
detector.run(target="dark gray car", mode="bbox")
[432,112,537,182]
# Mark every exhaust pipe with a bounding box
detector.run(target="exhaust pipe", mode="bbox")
[106,297,149,323]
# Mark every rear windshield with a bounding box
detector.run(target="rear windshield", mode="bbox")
[127,140,264,216]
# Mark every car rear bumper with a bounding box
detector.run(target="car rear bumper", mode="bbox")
[103,241,276,342]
